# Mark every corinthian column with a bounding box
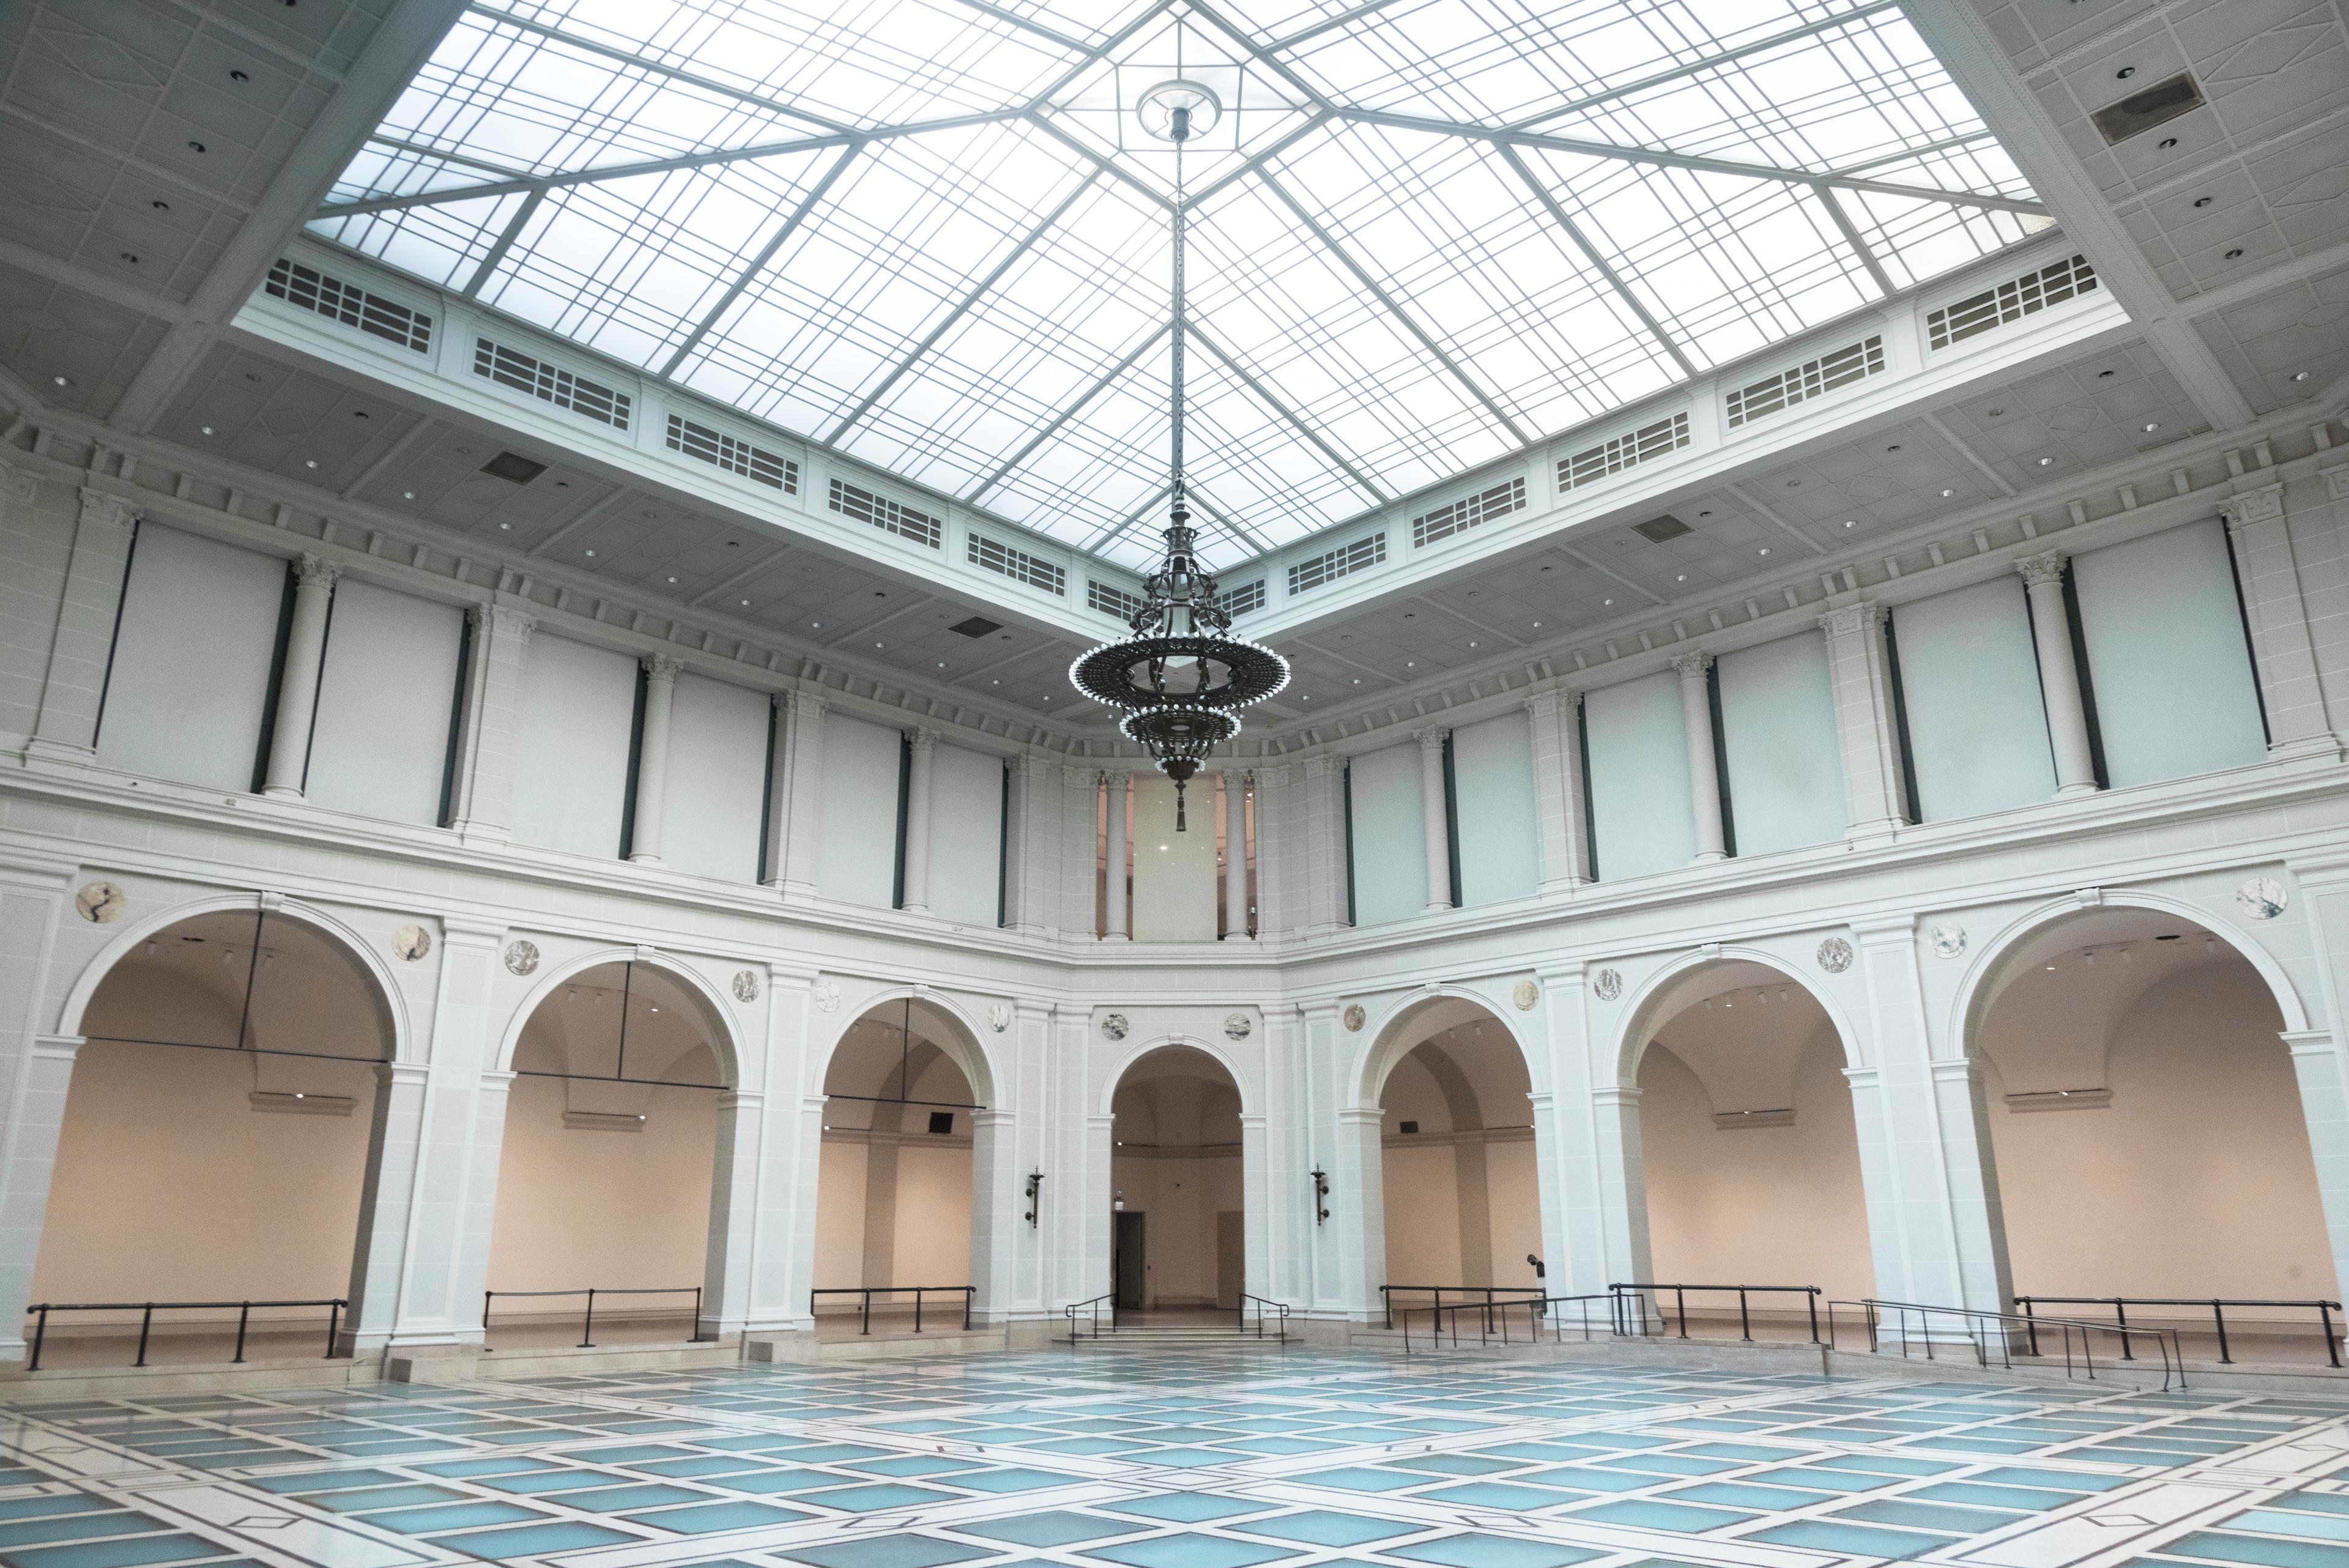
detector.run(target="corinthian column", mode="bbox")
[262,555,341,797]
[1672,652,1727,861]
[628,655,681,863]
[2016,552,2098,797]
[1416,727,1452,910]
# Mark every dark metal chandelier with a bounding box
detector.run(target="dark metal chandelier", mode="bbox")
[1069,79,1289,831]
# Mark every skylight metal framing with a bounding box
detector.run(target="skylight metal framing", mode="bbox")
[310,0,2051,573]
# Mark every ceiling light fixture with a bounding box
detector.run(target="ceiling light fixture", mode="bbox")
[1069,79,1287,833]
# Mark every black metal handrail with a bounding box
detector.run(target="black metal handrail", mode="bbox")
[1239,1293,1290,1342]
[1063,1291,1115,1343]
[482,1286,701,1349]
[1611,1281,1822,1343]
[1378,1284,1546,1331]
[1401,1293,1618,1355]
[1830,1297,2186,1392]
[24,1298,346,1372]
[2014,1295,2343,1367]
[809,1285,974,1336]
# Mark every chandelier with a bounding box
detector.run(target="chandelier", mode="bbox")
[1069,78,1290,830]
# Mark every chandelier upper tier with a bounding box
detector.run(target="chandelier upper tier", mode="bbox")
[1069,77,1288,830]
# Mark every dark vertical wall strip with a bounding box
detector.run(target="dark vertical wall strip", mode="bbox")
[617,662,649,860]
[248,562,301,793]
[1441,732,1463,907]
[2220,524,2275,747]
[755,697,779,882]
[1706,661,1736,858]
[91,518,141,751]
[297,588,338,792]
[1882,611,1926,825]
[1341,761,1357,927]
[437,612,475,827]
[1576,697,1600,882]
[891,732,911,909]
[998,762,1010,927]
[2060,568,2111,788]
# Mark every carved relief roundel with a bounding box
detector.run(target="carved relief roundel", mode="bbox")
[75,881,126,924]
[1512,979,1538,1011]
[503,940,539,976]
[1928,923,1967,960]
[1592,968,1623,1002]
[1225,1013,1252,1041]
[1101,1013,1129,1041]
[989,1005,1009,1034]
[2238,875,2288,921]
[814,980,842,1014]
[1341,1003,1366,1033]
[1816,937,1853,975]
[733,969,762,1004]
[391,924,432,962]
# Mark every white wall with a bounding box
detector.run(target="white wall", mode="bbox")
[1452,712,1538,907]
[1131,773,1216,941]
[819,711,902,908]
[1584,669,1695,880]
[659,672,770,882]
[1893,575,2057,821]
[1718,630,1844,855]
[307,578,464,826]
[2072,519,2268,787]
[98,524,283,790]
[926,741,1003,927]
[511,633,637,858]
[1348,740,1428,924]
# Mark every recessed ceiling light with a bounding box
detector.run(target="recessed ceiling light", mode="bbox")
[199,425,213,435]
[2116,65,2136,78]
[2159,136,2178,148]
[119,251,138,263]
[740,598,751,606]
[2293,370,2313,381]
[1299,694,1309,701]
[2225,248,2244,259]
[499,521,510,530]
[2142,422,2159,432]
[938,661,947,669]
[2098,369,2116,378]
[305,459,317,469]
[585,549,596,557]
[2194,195,2213,207]
[1885,443,1902,451]
[230,69,248,81]
[1468,641,1478,648]
[1940,488,1955,497]
[1675,573,1687,582]
[991,678,999,685]
[1352,677,1360,684]
[812,620,821,628]
[667,575,678,583]
[1987,407,2005,417]
[1531,620,1542,628]
[1757,547,1770,556]
[51,376,67,386]
[187,139,206,152]
[2037,457,2055,466]
[1603,598,1614,606]
[875,642,883,648]
[404,490,415,498]
[152,199,169,210]
[1842,519,1857,527]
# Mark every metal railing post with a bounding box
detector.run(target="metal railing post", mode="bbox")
[2326,1302,2342,1367]
[2020,1297,2039,1358]
[1806,1289,1819,1344]
[2113,1297,2132,1360]
[325,1299,343,1359]
[1675,1285,1688,1339]
[28,1306,47,1373]
[861,1288,872,1335]
[915,1288,924,1334]
[2211,1299,2232,1364]
[232,1302,251,1364]
[579,1288,596,1348]
[134,1304,154,1367]
[1737,1287,1751,1341]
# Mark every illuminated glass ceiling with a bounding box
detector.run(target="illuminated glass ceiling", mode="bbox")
[311,0,2049,571]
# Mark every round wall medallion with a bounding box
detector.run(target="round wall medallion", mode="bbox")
[1816,937,1854,975]
[503,940,540,976]
[1101,1013,1130,1041]
[1928,922,1967,960]
[1224,1012,1252,1041]
[989,1004,1010,1034]
[1341,1003,1366,1032]
[1512,978,1539,1011]
[2238,875,2289,921]
[732,969,762,1003]
[74,880,126,924]
[814,979,842,1013]
[391,923,432,962]
[1592,968,1622,1002]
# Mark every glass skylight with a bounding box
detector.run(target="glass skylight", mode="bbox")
[311,0,2047,571]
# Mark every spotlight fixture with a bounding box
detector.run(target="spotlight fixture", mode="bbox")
[1023,1169,1044,1227]
[1310,1165,1331,1224]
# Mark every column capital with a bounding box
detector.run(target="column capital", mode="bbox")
[1524,688,1583,719]
[75,486,134,532]
[1062,763,1097,789]
[2219,481,2286,530]
[643,653,683,683]
[294,553,343,591]
[1303,753,1340,779]
[470,603,535,642]
[2015,549,2069,589]
[1103,764,1131,784]
[0,460,37,502]
[908,725,940,754]
[1669,650,1712,680]
[1816,600,1887,636]
[1928,1056,1982,1084]
[1413,725,1449,751]
[787,686,826,719]
[1014,751,1052,779]
[1591,1085,1641,1109]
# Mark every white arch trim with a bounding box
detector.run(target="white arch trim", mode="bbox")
[495,946,745,1086]
[1349,982,1542,1110]
[57,891,414,1063]
[1948,889,2311,1050]
[1613,944,1866,1086]
[809,986,1000,1107]
[1098,1033,1255,1117]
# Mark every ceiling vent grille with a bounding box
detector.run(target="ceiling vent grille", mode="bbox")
[265,258,431,353]
[666,413,797,494]
[1726,336,1883,428]
[1288,532,1386,596]
[1927,255,2098,350]
[1411,476,1524,548]
[1087,578,1143,620]
[829,477,940,549]
[1217,578,1267,619]
[1560,411,1689,493]
[969,532,1066,596]
[2091,72,2204,144]
[473,338,631,430]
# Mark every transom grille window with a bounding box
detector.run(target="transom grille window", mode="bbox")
[264,258,431,353]
[1411,477,1525,548]
[473,338,631,430]
[665,414,796,494]
[1217,578,1266,619]
[1287,533,1386,596]
[1928,255,2098,349]
[969,533,1066,596]
[1560,412,1690,492]
[829,478,940,549]
[1726,337,1883,428]
[1087,578,1142,620]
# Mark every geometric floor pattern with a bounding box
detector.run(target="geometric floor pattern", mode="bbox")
[6,1348,2349,1568]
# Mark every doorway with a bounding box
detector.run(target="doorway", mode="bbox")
[1115,1211,1146,1309]
[1108,1046,1244,1315]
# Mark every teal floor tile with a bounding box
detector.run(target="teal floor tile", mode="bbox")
[1233,1511,1418,1547]
[1105,1495,1272,1523]
[1745,1520,1960,1558]
[625,1499,811,1533]
[360,1501,546,1534]
[1572,1499,1751,1533]
[962,1512,1147,1547]
[782,1539,1002,1568]
[1386,1535,1605,1568]
[2169,1532,2349,1568]
[1083,1537,1298,1568]
[5,1534,236,1568]
[429,1519,643,1558]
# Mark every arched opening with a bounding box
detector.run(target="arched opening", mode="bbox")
[1373,1003,1542,1323]
[35,906,393,1366]
[813,999,983,1336]
[1110,1046,1245,1319]
[1631,960,1873,1336]
[1970,907,2333,1361]
[485,960,730,1349]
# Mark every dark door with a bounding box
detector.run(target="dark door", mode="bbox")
[1114,1211,1146,1309]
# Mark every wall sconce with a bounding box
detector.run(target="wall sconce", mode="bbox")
[1023,1169,1044,1227]
[1310,1166,1330,1224]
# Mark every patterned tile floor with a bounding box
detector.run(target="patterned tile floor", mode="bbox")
[6,1347,2349,1568]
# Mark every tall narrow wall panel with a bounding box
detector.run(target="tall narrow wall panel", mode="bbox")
[1893,576,2055,821]
[1451,711,1538,906]
[2071,519,2266,787]
[1583,670,1695,879]
[1130,773,1216,940]
[1346,740,1428,925]
[97,524,283,791]
[306,578,464,825]
[659,672,770,882]
[818,710,902,909]
[1717,631,1845,855]
[511,633,637,858]
[927,741,1004,927]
